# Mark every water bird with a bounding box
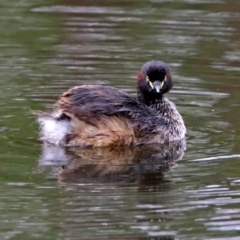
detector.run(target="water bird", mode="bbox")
[33,60,186,147]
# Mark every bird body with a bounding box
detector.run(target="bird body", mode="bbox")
[34,61,186,147]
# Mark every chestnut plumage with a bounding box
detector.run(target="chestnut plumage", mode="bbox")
[34,60,186,147]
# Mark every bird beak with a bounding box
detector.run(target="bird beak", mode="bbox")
[153,81,162,93]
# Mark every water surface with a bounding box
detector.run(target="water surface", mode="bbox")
[1,0,240,239]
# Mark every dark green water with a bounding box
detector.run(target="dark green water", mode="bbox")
[1,0,240,239]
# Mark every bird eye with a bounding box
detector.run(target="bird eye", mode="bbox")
[161,76,167,88]
[146,76,154,89]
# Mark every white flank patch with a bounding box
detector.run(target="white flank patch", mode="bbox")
[38,115,72,145]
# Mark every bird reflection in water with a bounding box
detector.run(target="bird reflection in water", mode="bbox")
[38,139,186,190]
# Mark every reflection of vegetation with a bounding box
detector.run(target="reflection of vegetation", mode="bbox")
[0,0,65,96]
[179,3,240,154]
[0,0,64,91]
[0,0,64,167]
[0,0,62,55]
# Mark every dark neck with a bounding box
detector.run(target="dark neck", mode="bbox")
[137,92,164,113]
[137,89,186,141]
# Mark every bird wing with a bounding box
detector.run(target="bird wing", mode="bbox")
[54,85,154,127]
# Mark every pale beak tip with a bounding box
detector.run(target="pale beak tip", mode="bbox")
[155,87,161,93]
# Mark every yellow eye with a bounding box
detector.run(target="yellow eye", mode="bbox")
[146,76,154,89]
[149,81,154,89]
[161,76,167,88]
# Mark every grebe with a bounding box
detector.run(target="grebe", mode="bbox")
[34,60,186,147]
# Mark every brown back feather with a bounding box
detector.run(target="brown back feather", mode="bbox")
[67,115,136,147]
